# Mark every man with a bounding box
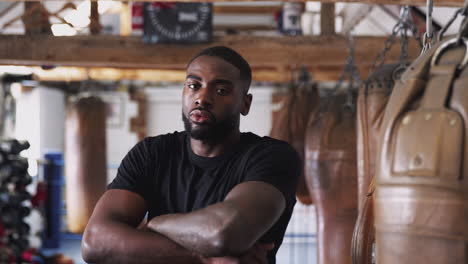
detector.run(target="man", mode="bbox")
[82,46,300,264]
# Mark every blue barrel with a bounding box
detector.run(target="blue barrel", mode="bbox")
[42,152,63,249]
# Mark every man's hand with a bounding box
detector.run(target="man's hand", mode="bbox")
[201,243,274,264]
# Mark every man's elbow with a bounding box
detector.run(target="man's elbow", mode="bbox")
[81,239,96,263]
[81,225,104,263]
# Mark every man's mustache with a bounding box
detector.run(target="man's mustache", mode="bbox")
[189,107,216,121]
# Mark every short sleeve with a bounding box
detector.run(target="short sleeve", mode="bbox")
[107,138,152,201]
[243,141,301,207]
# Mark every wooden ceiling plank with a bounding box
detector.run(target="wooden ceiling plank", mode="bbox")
[0,35,421,70]
[213,5,281,14]
[0,0,463,7]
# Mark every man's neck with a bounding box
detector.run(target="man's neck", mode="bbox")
[190,130,241,158]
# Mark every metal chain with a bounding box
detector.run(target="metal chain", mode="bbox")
[371,6,417,72]
[330,34,361,110]
[371,23,398,72]
[400,24,409,64]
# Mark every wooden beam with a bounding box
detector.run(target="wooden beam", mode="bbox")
[0,2,20,20]
[313,0,462,6]
[0,35,421,70]
[321,3,335,35]
[0,0,462,7]
[341,3,374,34]
[1,0,460,7]
[214,24,276,31]
[213,5,281,14]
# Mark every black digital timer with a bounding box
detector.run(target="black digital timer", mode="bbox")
[143,2,212,44]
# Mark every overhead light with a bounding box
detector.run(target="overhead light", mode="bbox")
[64,1,91,28]
[64,11,90,28]
[51,24,78,36]
[63,0,117,29]
[0,66,34,75]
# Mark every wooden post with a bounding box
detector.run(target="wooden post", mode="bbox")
[120,1,132,36]
[320,3,335,35]
[90,1,101,35]
[22,2,51,35]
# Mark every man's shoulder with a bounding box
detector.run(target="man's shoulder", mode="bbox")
[143,131,187,145]
[135,131,186,157]
[240,132,298,157]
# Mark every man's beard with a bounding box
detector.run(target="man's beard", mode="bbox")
[182,110,239,141]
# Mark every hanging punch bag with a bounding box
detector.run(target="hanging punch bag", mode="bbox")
[374,22,468,264]
[305,91,358,264]
[351,63,401,264]
[352,6,420,262]
[270,74,320,205]
[65,96,107,233]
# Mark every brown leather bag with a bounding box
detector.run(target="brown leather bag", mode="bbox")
[305,92,358,264]
[351,63,402,264]
[374,37,468,263]
[271,84,319,205]
[65,96,107,233]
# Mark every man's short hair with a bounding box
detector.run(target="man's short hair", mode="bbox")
[187,46,252,92]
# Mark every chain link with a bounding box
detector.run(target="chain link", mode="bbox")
[330,34,361,110]
[371,6,417,73]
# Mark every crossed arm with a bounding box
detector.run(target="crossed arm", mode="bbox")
[81,181,286,264]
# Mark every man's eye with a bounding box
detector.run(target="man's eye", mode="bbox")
[187,83,199,89]
[216,88,229,95]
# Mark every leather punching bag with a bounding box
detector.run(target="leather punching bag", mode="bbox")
[305,93,358,264]
[375,38,468,263]
[351,63,402,264]
[65,96,107,233]
[271,85,319,205]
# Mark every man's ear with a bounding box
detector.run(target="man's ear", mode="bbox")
[241,93,252,116]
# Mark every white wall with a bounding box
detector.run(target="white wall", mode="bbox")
[15,86,65,176]
[97,92,139,183]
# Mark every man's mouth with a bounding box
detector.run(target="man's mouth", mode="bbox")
[189,109,214,124]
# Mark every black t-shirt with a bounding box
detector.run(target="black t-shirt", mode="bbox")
[108,131,301,263]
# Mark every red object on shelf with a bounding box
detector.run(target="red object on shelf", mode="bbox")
[131,2,144,30]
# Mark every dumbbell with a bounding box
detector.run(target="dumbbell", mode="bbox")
[0,140,30,155]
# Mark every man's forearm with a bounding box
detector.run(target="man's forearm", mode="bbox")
[82,219,204,264]
[147,201,249,257]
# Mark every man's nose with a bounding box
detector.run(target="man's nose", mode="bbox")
[195,87,213,107]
